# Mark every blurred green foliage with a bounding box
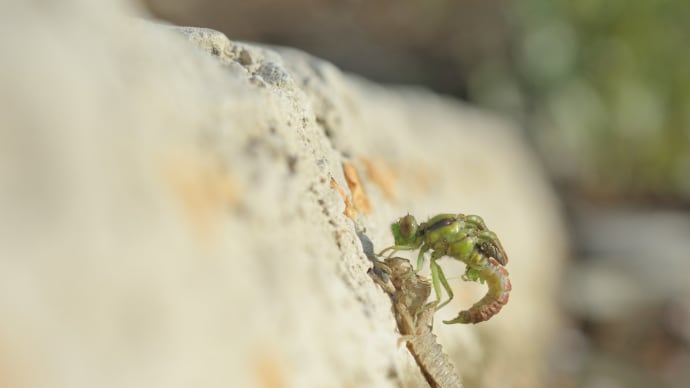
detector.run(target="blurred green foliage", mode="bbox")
[480,0,690,202]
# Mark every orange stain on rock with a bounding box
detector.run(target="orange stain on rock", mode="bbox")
[253,352,288,388]
[360,157,399,202]
[161,148,241,237]
[0,335,31,388]
[330,178,357,220]
[342,161,372,215]
[413,165,435,195]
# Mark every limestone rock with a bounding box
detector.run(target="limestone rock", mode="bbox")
[0,1,567,387]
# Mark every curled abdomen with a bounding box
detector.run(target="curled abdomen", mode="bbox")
[444,257,511,324]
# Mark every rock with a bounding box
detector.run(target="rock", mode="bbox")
[0,1,567,387]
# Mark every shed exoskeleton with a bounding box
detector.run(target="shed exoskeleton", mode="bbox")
[372,257,462,388]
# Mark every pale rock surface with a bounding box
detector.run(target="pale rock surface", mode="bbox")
[0,1,567,387]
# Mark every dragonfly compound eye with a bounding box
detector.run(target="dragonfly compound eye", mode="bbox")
[398,214,418,238]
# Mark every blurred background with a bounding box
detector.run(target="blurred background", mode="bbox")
[144,1,690,387]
